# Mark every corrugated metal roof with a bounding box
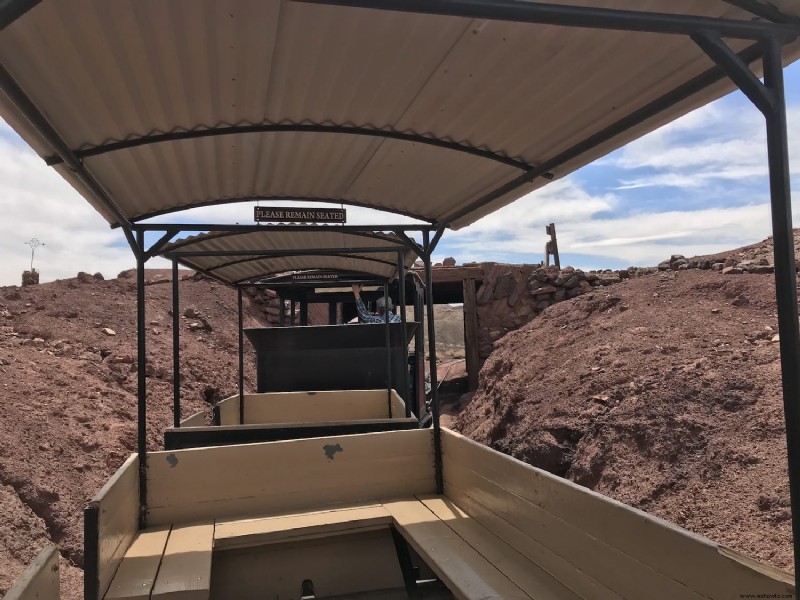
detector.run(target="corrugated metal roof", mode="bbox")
[161,229,415,284]
[1,1,798,229]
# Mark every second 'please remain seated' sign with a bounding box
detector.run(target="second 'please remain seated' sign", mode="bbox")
[254,207,347,223]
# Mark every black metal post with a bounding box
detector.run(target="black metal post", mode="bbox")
[384,281,393,417]
[238,286,245,425]
[423,231,443,494]
[290,299,296,326]
[328,302,337,325]
[300,301,309,326]
[763,36,800,584]
[398,251,411,417]
[172,259,180,428]
[135,231,147,528]
[414,286,425,423]
[279,295,286,326]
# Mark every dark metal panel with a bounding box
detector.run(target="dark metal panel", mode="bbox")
[45,123,535,172]
[163,418,419,450]
[299,0,800,39]
[244,324,417,402]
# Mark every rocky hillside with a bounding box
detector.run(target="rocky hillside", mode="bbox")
[455,258,795,572]
[0,270,265,599]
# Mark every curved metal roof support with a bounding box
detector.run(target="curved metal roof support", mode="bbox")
[300,0,800,40]
[129,196,437,226]
[393,231,425,259]
[167,246,408,259]
[759,35,800,585]
[45,123,536,173]
[200,252,400,275]
[437,40,767,227]
[133,222,435,234]
[158,228,411,254]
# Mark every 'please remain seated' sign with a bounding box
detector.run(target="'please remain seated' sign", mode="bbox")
[254,207,346,223]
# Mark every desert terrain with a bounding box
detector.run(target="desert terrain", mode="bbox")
[1,233,799,597]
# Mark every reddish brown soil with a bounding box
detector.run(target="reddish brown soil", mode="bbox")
[455,267,794,572]
[0,270,265,599]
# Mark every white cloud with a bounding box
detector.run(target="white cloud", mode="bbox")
[607,105,800,189]
[0,134,157,285]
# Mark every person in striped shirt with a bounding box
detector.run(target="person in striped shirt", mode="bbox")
[352,284,401,323]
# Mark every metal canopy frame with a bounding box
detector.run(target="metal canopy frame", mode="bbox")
[134,221,447,527]
[297,0,800,582]
[2,0,800,588]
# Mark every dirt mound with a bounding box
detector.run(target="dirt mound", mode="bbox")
[0,271,265,598]
[455,267,794,571]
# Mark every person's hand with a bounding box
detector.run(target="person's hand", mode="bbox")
[352,283,362,297]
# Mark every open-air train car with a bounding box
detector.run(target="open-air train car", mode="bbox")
[3,1,800,599]
[154,228,426,451]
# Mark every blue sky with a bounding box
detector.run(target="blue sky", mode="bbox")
[0,62,798,284]
[432,61,800,270]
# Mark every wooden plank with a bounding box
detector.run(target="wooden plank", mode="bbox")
[442,429,795,598]
[216,396,238,426]
[418,495,582,600]
[104,527,171,600]
[426,266,484,284]
[179,411,206,428]
[147,429,435,526]
[442,486,623,600]
[446,465,700,599]
[218,390,409,426]
[461,279,480,391]
[90,454,139,598]
[151,523,213,600]
[384,499,530,600]
[4,545,59,600]
[390,390,406,418]
[163,417,419,450]
[215,504,391,550]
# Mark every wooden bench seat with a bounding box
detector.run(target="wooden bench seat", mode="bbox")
[104,523,213,600]
[104,527,171,600]
[214,504,392,550]
[385,497,584,600]
[106,495,583,600]
[151,522,213,600]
